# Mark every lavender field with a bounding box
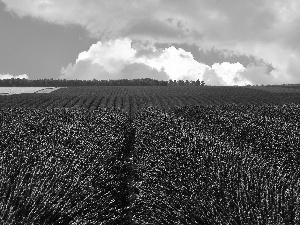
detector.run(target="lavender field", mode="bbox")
[1,86,300,224]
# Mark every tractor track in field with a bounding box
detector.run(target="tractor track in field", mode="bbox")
[122,122,136,224]
[122,95,138,225]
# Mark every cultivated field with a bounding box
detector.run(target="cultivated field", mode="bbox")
[1,86,300,224]
[1,86,300,118]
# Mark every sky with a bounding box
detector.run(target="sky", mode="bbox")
[0,0,299,86]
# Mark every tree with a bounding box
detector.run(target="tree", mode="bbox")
[178,80,185,86]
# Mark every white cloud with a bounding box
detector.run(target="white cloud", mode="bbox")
[212,62,247,86]
[61,38,143,80]
[202,62,252,86]
[136,46,210,81]
[61,38,259,85]
[61,38,209,81]
[76,38,136,74]
[0,74,29,79]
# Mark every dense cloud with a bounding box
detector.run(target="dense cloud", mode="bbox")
[61,38,256,85]
[60,38,184,81]
[0,74,28,79]
[210,62,247,86]
[2,0,300,84]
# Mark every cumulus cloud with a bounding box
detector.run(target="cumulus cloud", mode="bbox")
[0,74,29,79]
[60,38,199,81]
[61,38,259,85]
[210,62,247,86]
[3,0,300,84]
[135,45,210,81]
[202,62,254,86]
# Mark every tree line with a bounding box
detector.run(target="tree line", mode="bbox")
[0,78,205,87]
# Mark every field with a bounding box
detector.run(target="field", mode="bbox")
[1,86,300,224]
[1,86,300,118]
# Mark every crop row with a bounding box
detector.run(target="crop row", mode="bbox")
[0,108,132,224]
[132,104,300,224]
[247,86,300,93]
[50,86,300,96]
[1,87,300,115]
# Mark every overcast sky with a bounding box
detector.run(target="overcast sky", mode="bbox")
[0,0,299,85]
